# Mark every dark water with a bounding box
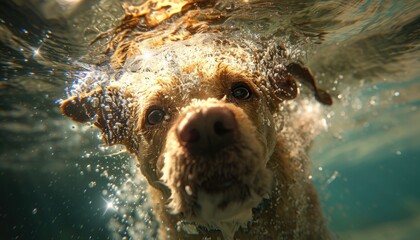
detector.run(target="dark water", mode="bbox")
[1,0,419,239]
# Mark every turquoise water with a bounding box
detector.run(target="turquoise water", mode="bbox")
[1,0,419,239]
[312,79,420,239]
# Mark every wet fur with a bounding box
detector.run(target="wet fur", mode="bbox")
[61,1,331,239]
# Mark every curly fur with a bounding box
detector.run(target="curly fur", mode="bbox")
[60,1,332,239]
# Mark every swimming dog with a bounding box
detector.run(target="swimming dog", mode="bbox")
[61,1,332,239]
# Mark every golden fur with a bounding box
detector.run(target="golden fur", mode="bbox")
[61,1,332,239]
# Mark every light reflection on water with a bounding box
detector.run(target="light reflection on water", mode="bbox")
[0,0,419,239]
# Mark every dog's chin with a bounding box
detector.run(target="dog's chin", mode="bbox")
[160,134,273,228]
[193,166,272,224]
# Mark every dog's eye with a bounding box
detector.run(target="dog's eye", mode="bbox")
[146,107,165,125]
[231,84,252,100]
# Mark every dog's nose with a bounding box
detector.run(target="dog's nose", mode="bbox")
[176,107,237,154]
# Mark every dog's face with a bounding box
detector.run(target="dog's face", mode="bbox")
[138,75,276,219]
[119,38,283,224]
[60,35,300,227]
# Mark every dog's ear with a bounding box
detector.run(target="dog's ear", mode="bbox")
[286,62,333,105]
[261,43,332,107]
[267,63,332,106]
[60,86,132,146]
[267,69,299,102]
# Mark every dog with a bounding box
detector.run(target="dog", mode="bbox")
[60,1,332,239]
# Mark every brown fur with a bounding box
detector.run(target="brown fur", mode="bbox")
[61,1,331,239]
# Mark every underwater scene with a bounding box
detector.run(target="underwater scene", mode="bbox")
[1,0,419,239]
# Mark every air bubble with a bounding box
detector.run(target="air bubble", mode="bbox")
[326,171,339,185]
[185,185,193,196]
[101,170,109,177]
[91,98,99,107]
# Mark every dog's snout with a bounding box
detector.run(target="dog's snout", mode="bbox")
[177,107,237,154]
